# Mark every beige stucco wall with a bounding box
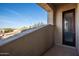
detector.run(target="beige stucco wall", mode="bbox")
[0,25,54,56]
[48,11,54,25]
[75,4,79,54]
[55,4,77,46]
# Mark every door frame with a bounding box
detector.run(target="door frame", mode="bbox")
[62,9,76,47]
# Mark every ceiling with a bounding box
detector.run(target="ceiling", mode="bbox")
[48,3,72,9]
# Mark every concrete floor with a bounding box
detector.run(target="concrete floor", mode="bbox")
[43,45,78,56]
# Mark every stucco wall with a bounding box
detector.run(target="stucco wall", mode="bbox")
[75,4,79,54]
[0,25,54,56]
[48,11,54,25]
[55,4,77,46]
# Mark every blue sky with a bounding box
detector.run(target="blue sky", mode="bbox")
[0,3,47,28]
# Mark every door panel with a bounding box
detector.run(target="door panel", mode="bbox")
[62,9,75,46]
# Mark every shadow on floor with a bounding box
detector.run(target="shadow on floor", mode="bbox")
[43,45,78,56]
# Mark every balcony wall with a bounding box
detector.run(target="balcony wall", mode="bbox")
[0,25,54,56]
[55,4,77,46]
[76,4,79,55]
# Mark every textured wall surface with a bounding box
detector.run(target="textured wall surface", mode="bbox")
[75,4,79,55]
[55,4,77,46]
[0,25,54,56]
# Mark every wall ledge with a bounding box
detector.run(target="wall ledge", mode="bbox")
[0,24,52,46]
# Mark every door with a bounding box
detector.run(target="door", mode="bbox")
[62,9,75,46]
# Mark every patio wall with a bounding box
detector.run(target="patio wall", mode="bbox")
[76,3,79,54]
[0,25,54,56]
[55,4,77,46]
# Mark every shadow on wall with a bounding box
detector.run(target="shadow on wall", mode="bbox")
[0,25,54,56]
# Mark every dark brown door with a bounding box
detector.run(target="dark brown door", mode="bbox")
[62,9,75,46]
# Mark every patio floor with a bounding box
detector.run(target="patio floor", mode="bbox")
[43,45,78,56]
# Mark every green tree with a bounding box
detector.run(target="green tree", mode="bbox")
[3,28,14,33]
